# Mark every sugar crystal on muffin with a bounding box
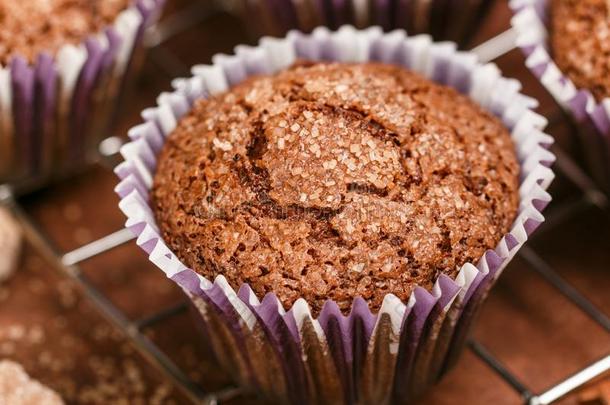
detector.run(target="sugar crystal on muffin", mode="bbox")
[152,62,520,314]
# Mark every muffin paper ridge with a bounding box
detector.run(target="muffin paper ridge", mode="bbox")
[116,26,554,403]
[0,0,165,186]
[510,0,610,191]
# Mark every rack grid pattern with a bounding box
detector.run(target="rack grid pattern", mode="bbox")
[1,2,609,404]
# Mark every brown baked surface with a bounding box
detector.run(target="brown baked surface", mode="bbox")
[152,62,520,315]
[0,0,129,65]
[550,0,610,102]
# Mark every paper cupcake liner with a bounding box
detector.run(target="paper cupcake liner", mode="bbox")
[115,26,555,404]
[0,0,164,189]
[222,0,491,43]
[510,0,610,192]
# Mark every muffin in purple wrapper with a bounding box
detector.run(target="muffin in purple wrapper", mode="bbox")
[0,0,164,191]
[222,0,493,43]
[511,0,610,193]
[116,26,555,404]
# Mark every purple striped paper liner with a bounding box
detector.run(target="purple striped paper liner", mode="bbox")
[115,26,555,404]
[33,53,58,176]
[0,0,164,187]
[0,67,13,177]
[510,0,610,193]
[10,57,35,178]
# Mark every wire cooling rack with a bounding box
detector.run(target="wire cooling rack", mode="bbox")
[1,1,609,404]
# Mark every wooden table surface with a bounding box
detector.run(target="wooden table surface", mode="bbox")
[1,0,609,404]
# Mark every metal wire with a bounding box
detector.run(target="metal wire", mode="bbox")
[552,146,609,212]
[471,27,517,63]
[530,354,610,405]
[468,340,533,401]
[134,302,189,330]
[1,4,609,404]
[62,228,135,266]
[3,196,208,404]
[520,246,610,332]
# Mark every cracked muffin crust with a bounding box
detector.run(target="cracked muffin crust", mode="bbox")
[550,0,610,102]
[152,62,520,315]
[0,0,130,64]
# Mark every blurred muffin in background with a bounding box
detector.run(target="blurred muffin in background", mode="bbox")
[0,0,129,64]
[511,0,610,192]
[550,0,610,102]
[0,0,163,192]
[221,0,492,43]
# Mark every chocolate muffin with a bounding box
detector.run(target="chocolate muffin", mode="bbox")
[0,0,130,64]
[551,0,610,102]
[152,62,520,314]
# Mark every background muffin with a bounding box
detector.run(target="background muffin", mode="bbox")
[220,0,493,45]
[0,0,129,64]
[550,0,610,102]
[0,0,163,191]
[152,62,520,315]
[511,0,610,193]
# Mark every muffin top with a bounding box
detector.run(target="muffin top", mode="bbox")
[0,0,130,65]
[152,62,520,314]
[551,0,610,102]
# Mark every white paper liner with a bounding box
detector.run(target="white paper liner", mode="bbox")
[116,26,555,403]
